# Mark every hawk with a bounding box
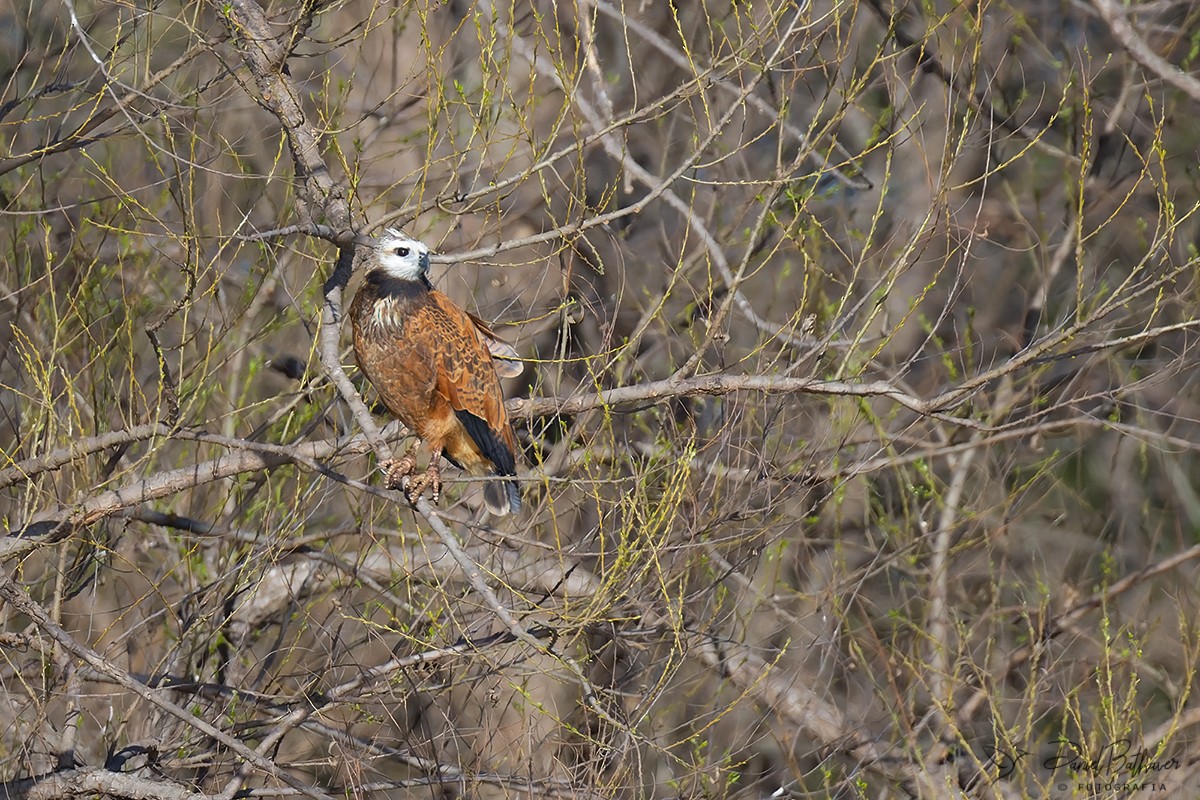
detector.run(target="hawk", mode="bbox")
[350,230,523,516]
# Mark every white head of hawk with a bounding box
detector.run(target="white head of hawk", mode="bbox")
[373,229,431,282]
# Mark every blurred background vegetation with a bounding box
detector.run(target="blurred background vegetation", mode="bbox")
[2,0,1200,797]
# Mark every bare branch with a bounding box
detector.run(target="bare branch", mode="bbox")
[0,574,338,800]
[0,767,213,800]
[1092,0,1200,104]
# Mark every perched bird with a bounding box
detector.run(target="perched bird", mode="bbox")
[349,229,523,515]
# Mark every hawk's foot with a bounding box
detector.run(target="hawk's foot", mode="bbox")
[381,453,417,491]
[404,462,443,506]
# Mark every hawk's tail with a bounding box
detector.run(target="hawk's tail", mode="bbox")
[453,408,522,517]
[483,477,521,516]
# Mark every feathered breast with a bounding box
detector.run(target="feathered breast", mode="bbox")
[350,272,429,341]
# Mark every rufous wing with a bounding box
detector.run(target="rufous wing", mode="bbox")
[465,309,523,378]
[430,292,519,459]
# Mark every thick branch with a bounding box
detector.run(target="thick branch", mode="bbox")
[1091,0,1200,104]
[508,373,945,419]
[0,424,170,490]
[218,0,351,234]
[0,768,212,800]
[1,435,375,561]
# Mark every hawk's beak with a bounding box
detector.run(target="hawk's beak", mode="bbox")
[419,252,431,275]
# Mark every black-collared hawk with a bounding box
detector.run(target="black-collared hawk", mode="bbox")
[349,229,522,516]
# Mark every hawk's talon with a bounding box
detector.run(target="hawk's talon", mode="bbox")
[404,463,443,506]
[381,453,417,491]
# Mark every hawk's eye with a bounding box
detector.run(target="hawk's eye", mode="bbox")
[395,247,410,257]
